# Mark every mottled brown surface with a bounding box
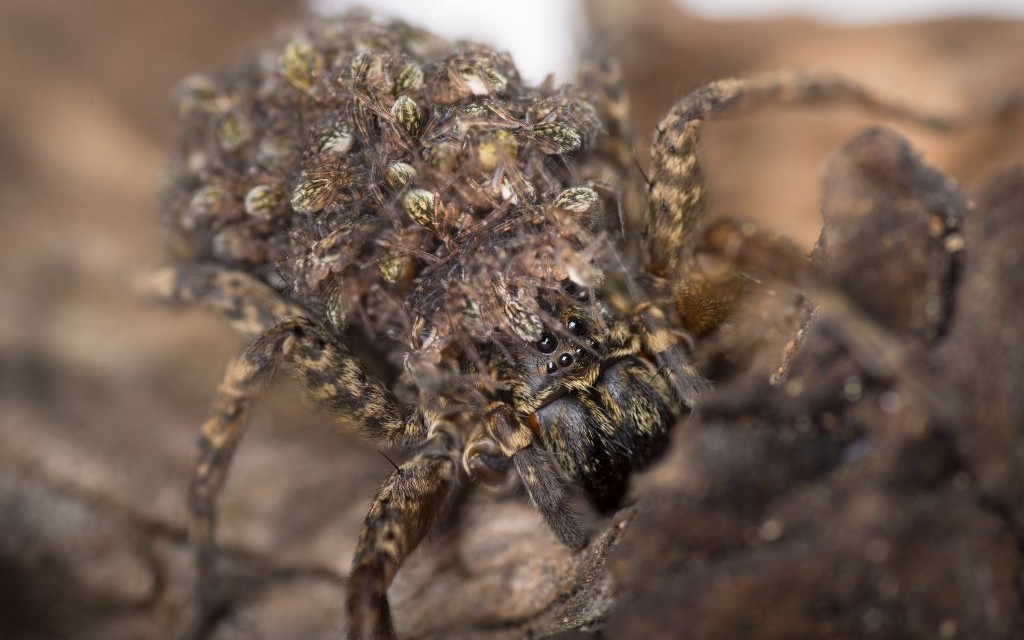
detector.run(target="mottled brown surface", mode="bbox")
[609,128,1024,640]
[4,1,1024,639]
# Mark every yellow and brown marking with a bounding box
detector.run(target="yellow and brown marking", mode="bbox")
[647,71,955,338]
[186,316,430,634]
[347,431,458,640]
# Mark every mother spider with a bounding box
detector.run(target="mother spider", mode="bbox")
[155,13,951,639]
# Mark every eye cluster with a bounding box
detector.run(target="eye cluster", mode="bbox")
[536,317,590,374]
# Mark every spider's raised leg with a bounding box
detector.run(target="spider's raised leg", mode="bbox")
[348,430,459,640]
[185,317,427,635]
[145,263,304,338]
[644,71,955,335]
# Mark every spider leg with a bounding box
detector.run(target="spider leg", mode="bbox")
[578,56,644,238]
[185,317,428,635]
[462,424,516,490]
[486,402,586,551]
[633,303,709,409]
[512,444,587,551]
[347,429,459,640]
[645,71,955,335]
[145,263,304,338]
[699,218,915,372]
[185,359,253,635]
[579,56,635,179]
[698,217,809,286]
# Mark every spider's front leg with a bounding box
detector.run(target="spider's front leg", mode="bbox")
[631,304,709,409]
[348,401,587,639]
[184,317,428,636]
[465,402,587,551]
[348,429,459,640]
[644,71,956,336]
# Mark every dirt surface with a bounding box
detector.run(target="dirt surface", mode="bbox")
[3,1,1024,638]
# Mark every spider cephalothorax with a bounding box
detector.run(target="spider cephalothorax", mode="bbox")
[156,12,952,639]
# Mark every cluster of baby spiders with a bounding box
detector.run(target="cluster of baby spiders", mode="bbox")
[154,12,954,639]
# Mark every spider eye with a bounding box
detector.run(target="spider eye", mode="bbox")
[561,279,589,300]
[546,361,558,373]
[536,333,558,354]
[558,353,574,367]
[567,318,586,335]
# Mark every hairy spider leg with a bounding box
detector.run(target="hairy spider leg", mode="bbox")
[632,303,709,409]
[155,264,587,626]
[485,402,587,550]
[578,55,644,238]
[645,71,957,336]
[186,317,429,634]
[347,430,459,640]
[698,217,950,415]
[147,264,305,339]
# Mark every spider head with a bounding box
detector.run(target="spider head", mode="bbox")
[498,287,609,414]
[489,288,677,513]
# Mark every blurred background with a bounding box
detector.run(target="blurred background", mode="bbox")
[2,1,1024,638]
[314,0,1024,81]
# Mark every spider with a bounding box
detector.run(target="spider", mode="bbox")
[154,12,953,639]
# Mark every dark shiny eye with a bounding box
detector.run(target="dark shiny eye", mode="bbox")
[558,353,574,368]
[536,333,557,354]
[546,361,558,373]
[561,279,588,300]
[567,318,586,335]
